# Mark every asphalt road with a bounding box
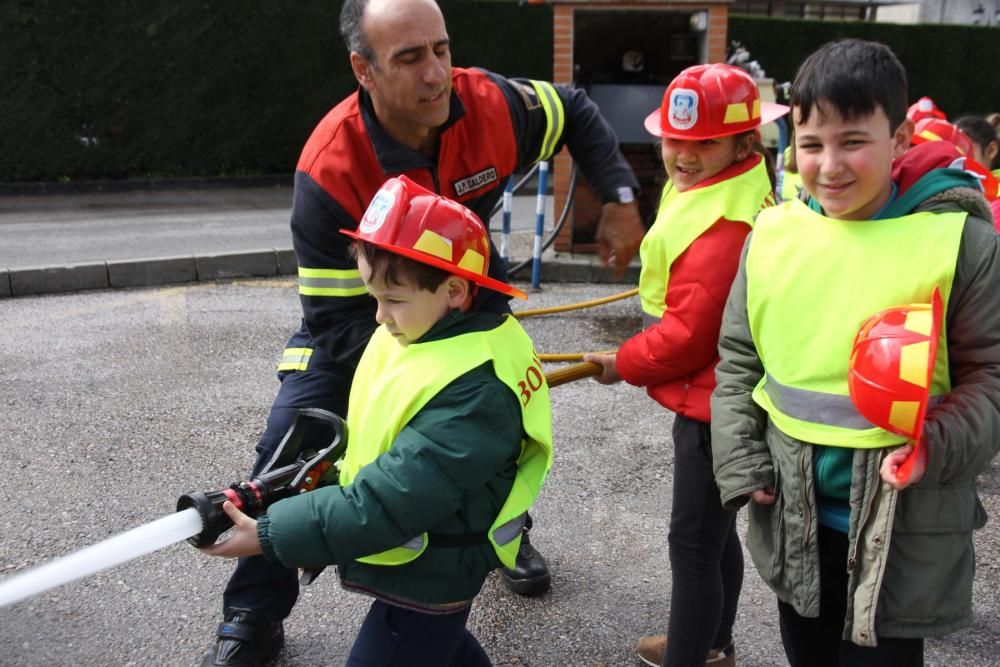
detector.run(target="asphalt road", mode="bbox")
[0,186,552,271]
[1,278,998,666]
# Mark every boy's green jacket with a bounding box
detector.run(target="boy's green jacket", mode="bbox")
[711,144,1000,645]
[257,311,525,607]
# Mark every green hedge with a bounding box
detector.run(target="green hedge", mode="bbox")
[0,0,551,183]
[729,16,1000,117]
[4,4,998,183]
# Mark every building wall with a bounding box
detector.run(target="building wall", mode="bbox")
[920,0,1000,24]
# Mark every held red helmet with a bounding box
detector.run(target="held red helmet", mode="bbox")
[341,176,527,300]
[911,118,974,156]
[847,286,943,443]
[906,96,946,123]
[644,63,789,140]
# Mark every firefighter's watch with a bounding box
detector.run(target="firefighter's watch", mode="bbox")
[615,186,636,204]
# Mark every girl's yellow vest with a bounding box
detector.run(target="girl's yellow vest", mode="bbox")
[341,315,553,569]
[779,147,803,202]
[639,156,774,326]
[745,200,964,447]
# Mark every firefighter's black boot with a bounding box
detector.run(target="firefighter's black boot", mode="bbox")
[500,529,551,596]
[199,608,284,667]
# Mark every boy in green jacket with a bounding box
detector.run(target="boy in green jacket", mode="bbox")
[710,39,1000,666]
[201,176,553,666]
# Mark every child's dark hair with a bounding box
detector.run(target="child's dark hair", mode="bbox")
[350,240,452,292]
[791,39,908,132]
[955,115,1000,170]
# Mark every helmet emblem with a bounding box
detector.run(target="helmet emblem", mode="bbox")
[359,189,396,234]
[668,88,699,130]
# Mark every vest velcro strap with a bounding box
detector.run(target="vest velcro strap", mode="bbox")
[427,531,490,547]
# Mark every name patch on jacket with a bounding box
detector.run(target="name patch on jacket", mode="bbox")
[453,167,498,196]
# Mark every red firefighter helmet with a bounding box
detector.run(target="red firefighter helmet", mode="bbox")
[911,117,974,156]
[847,287,943,443]
[341,176,526,300]
[644,63,789,140]
[906,96,947,123]
[910,119,1000,199]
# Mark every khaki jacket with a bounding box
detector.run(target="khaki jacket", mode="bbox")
[711,188,1000,644]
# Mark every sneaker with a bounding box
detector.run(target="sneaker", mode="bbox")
[635,635,736,667]
[636,635,666,667]
[499,529,552,596]
[200,608,284,667]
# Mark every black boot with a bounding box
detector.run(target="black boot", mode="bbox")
[200,608,284,667]
[500,529,551,596]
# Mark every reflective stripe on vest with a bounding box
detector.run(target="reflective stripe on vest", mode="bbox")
[277,347,312,372]
[639,155,774,320]
[298,266,367,297]
[745,200,962,447]
[342,316,553,568]
[529,80,565,162]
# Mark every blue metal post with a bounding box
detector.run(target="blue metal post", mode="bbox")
[500,177,513,272]
[531,161,548,290]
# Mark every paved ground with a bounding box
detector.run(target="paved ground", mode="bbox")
[0,188,998,666]
[0,279,998,666]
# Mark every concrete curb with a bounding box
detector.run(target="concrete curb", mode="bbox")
[4,249,297,298]
[2,249,637,298]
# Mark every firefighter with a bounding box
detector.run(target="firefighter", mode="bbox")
[711,39,1000,666]
[584,63,788,667]
[199,0,643,664]
[200,176,552,667]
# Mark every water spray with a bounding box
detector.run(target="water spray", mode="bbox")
[0,408,346,608]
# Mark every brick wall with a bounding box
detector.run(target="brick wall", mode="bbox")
[550,1,729,252]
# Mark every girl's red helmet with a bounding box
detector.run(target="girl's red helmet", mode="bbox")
[644,63,788,141]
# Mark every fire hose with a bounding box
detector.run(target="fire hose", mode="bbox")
[0,359,607,608]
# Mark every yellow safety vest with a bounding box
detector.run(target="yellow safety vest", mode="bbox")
[745,200,963,447]
[639,156,774,327]
[341,316,553,569]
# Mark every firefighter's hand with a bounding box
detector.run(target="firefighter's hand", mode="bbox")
[583,352,621,384]
[880,443,927,490]
[750,486,777,505]
[200,501,263,558]
[596,201,644,280]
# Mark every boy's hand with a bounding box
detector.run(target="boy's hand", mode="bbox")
[880,442,927,490]
[199,501,263,558]
[582,352,622,384]
[750,486,777,505]
[596,202,644,280]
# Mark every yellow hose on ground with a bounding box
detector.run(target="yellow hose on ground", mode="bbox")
[513,288,638,319]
